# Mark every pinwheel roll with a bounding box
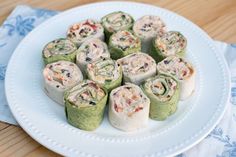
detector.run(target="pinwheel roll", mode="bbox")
[86,58,122,92]
[117,53,156,85]
[67,19,104,47]
[157,56,195,100]
[43,61,83,105]
[76,38,110,74]
[109,83,150,131]
[108,30,141,60]
[141,74,180,120]
[133,15,167,53]
[150,31,187,62]
[42,38,77,65]
[101,11,134,40]
[64,80,108,131]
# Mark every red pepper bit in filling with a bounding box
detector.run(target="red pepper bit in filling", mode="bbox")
[128,105,144,117]
[135,106,143,112]
[114,104,123,112]
[125,31,129,35]
[89,82,99,90]
[69,24,80,32]
[81,91,90,100]
[126,99,132,105]
[84,21,97,30]
[132,95,138,100]
[47,76,52,81]
[182,70,187,77]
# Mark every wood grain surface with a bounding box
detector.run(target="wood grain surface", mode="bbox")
[0,0,236,156]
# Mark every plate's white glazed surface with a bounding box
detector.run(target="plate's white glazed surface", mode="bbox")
[5,2,230,157]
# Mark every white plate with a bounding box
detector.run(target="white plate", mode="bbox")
[5,2,230,157]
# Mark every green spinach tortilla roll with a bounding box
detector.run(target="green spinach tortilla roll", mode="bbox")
[133,15,167,53]
[157,56,195,100]
[86,58,122,92]
[117,53,156,85]
[108,30,141,60]
[109,83,150,131]
[67,19,104,47]
[141,74,180,121]
[64,80,108,131]
[101,11,134,40]
[76,38,110,74]
[43,61,83,105]
[42,38,77,65]
[150,31,187,62]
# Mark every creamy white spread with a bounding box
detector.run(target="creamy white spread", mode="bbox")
[157,56,194,80]
[87,58,120,84]
[43,61,82,90]
[67,80,105,107]
[43,39,77,58]
[133,15,166,39]
[102,12,133,33]
[110,30,140,51]
[77,38,110,64]
[145,75,177,101]
[111,84,148,117]
[155,31,186,56]
[67,19,103,42]
[117,53,156,76]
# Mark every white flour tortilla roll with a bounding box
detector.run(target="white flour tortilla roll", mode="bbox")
[76,38,110,74]
[109,83,150,131]
[67,19,104,47]
[117,53,157,85]
[133,15,167,53]
[43,61,83,105]
[157,56,195,100]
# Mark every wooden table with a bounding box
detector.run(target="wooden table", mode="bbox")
[0,0,236,156]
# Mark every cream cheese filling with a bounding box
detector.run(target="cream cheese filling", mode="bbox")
[67,19,103,42]
[43,39,76,58]
[43,61,82,89]
[157,56,194,80]
[155,31,186,56]
[87,59,120,84]
[118,53,156,75]
[67,81,105,107]
[111,30,139,51]
[133,15,166,39]
[145,76,177,101]
[102,12,133,32]
[112,85,147,117]
[77,39,110,64]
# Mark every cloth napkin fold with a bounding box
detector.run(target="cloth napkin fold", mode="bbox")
[0,5,235,157]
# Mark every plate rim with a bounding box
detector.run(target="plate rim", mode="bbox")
[5,1,231,156]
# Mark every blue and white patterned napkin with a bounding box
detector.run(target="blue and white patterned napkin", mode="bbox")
[0,5,58,124]
[0,5,235,157]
